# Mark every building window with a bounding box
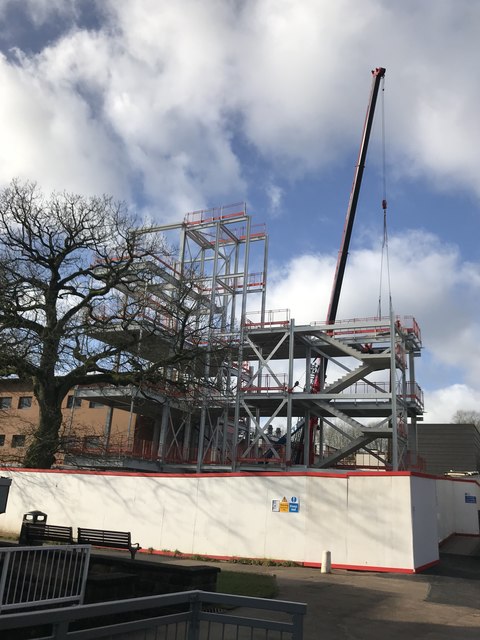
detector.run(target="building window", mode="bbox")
[59,436,79,451]
[66,396,82,409]
[0,397,12,409]
[0,435,5,447]
[11,434,26,448]
[83,436,102,449]
[89,400,104,409]
[18,396,32,409]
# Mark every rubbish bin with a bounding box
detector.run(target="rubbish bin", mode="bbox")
[0,477,11,514]
[19,510,47,545]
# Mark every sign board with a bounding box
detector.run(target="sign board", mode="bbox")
[272,496,301,513]
[289,496,300,513]
[465,494,477,504]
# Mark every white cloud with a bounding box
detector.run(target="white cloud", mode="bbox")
[267,253,335,323]
[267,229,480,413]
[0,49,127,198]
[423,385,480,424]
[266,182,284,216]
[0,0,479,216]
[0,2,246,215]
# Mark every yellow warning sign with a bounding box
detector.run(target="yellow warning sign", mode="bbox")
[279,496,289,513]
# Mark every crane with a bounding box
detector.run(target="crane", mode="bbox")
[306,67,386,464]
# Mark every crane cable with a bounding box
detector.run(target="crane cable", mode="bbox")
[377,75,392,319]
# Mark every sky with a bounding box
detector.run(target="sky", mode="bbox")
[0,0,479,423]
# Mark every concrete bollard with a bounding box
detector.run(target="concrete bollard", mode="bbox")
[321,550,331,574]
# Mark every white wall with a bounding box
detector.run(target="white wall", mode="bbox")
[435,478,455,542]
[0,469,442,572]
[410,475,439,569]
[345,475,416,570]
[435,477,480,539]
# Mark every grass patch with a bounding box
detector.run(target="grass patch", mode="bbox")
[0,530,17,541]
[217,570,278,599]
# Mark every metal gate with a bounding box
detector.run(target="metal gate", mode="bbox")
[0,544,90,613]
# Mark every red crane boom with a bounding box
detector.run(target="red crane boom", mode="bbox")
[326,67,386,325]
[307,67,386,464]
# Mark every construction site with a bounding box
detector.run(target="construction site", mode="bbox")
[59,68,425,475]
[1,68,479,576]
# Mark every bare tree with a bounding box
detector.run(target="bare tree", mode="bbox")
[452,410,480,428]
[0,180,219,468]
[323,421,356,450]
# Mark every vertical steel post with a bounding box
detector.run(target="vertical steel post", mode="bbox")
[408,348,418,466]
[232,216,251,471]
[158,401,170,462]
[261,233,269,325]
[286,318,295,466]
[197,221,222,471]
[183,414,192,462]
[390,307,398,471]
[399,329,408,469]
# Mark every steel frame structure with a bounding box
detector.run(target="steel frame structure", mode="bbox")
[76,204,269,471]
[72,205,424,472]
[235,312,423,471]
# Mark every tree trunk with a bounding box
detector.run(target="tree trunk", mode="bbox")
[23,383,64,469]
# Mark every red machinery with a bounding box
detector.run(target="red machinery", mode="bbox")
[306,67,386,464]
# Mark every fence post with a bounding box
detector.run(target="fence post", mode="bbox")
[0,551,11,613]
[53,620,69,639]
[187,592,201,640]
[292,611,304,640]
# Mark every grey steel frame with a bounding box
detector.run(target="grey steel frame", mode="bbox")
[237,312,423,470]
[75,204,269,472]
[69,204,423,472]
[0,589,306,639]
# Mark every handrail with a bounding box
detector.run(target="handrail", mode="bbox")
[0,545,90,614]
[0,589,306,639]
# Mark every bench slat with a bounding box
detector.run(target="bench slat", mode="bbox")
[24,523,74,544]
[77,527,140,559]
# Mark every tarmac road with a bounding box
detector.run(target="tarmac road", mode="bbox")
[163,542,480,640]
[272,557,480,639]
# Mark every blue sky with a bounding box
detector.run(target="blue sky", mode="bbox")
[0,0,479,422]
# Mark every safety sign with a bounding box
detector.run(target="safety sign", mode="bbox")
[272,496,301,513]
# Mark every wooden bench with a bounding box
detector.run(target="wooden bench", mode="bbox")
[21,522,74,545]
[77,527,141,560]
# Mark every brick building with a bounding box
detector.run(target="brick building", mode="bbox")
[0,379,133,465]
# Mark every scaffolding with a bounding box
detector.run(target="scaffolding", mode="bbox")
[237,313,423,471]
[70,206,424,473]
[74,204,269,471]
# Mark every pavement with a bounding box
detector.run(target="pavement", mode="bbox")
[146,536,480,640]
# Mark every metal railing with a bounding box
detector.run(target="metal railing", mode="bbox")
[0,545,90,614]
[244,308,291,327]
[0,589,306,639]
